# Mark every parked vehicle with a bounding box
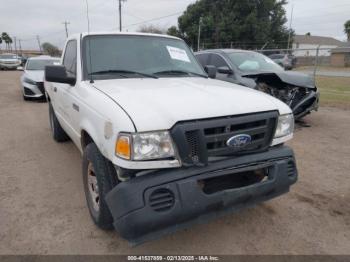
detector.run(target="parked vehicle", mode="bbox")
[0,53,21,70]
[20,56,60,101]
[268,53,296,70]
[17,55,28,67]
[45,32,297,244]
[195,49,319,120]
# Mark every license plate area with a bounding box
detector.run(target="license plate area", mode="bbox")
[198,168,269,195]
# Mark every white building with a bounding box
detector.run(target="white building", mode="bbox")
[292,35,347,57]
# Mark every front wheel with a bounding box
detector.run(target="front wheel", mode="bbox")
[82,142,119,230]
[49,102,69,142]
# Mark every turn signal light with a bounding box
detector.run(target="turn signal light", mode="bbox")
[115,135,131,160]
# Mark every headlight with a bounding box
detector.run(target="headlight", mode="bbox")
[24,77,36,85]
[115,131,176,161]
[272,114,294,145]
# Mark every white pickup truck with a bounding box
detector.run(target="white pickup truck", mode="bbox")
[45,32,297,244]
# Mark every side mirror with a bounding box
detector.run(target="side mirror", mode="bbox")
[204,65,217,79]
[45,65,76,85]
[217,66,233,75]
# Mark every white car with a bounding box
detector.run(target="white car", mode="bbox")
[20,56,60,100]
[45,32,297,244]
[0,53,21,70]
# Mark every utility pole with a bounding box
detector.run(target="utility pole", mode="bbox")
[287,5,294,51]
[118,0,127,32]
[19,39,22,55]
[197,17,203,51]
[313,45,320,85]
[14,37,17,55]
[62,21,70,38]
[36,35,42,53]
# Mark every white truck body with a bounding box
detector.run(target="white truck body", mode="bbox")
[44,32,297,244]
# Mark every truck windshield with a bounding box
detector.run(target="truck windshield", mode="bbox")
[228,52,283,73]
[26,59,59,70]
[82,35,207,80]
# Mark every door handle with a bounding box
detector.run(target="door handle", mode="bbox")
[53,87,57,92]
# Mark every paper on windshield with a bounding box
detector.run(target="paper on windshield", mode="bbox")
[166,46,190,63]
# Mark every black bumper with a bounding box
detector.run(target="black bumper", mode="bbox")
[106,146,297,245]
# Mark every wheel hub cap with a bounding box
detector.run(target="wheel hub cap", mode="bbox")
[87,161,100,212]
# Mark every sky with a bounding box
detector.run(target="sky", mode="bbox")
[0,0,349,50]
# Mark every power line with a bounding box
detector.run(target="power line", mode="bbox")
[122,11,183,29]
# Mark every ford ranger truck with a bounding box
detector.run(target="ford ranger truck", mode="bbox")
[44,32,297,245]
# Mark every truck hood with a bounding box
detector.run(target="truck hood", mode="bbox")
[24,70,45,82]
[242,70,315,89]
[92,77,291,131]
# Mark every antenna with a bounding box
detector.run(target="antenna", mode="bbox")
[118,0,127,32]
[287,4,294,51]
[85,0,94,83]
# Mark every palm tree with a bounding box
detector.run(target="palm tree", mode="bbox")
[1,32,12,51]
[8,37,13,51]
[345,20,350,42]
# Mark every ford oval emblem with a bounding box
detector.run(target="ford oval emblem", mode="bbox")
[226,134,252,148]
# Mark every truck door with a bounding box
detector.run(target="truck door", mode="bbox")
[55,40,80,144]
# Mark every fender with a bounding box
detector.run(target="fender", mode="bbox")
[79,118,108,157]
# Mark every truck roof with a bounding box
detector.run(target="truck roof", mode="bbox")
[70,31,181,41]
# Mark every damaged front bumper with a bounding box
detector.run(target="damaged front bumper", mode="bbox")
[293,90,320,120]
[106,146,297,245]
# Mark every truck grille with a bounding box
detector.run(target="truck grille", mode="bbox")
[171,111,278,166]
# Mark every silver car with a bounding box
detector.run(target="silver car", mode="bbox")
[0,53,22,70]
[20,56,60,101]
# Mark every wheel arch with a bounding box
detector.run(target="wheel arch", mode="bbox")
[81,129,94,150]
[79,119,104,153]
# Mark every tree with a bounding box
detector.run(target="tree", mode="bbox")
[0,37,2,50]
[138,25,164,34]
[305,32,311,36]
[41,42,61,57]
[344,20,350,41]
[1,32,12,51]
[172,0,291,50]
[167,26,181,38]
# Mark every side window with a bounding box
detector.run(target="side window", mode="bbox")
[209,54,228,68]
[63,40,77,76]
[195,53,209,67]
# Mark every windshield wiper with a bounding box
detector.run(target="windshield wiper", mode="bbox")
[154,70,208,78]
[89,70,158,79]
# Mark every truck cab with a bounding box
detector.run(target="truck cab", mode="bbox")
[45,32,297,244]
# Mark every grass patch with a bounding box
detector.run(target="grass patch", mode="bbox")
[316,76,350,108]
[296,66,350,72]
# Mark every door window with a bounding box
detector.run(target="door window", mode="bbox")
[63,40,77,76]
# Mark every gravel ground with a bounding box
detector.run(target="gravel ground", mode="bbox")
[0,71,349,255]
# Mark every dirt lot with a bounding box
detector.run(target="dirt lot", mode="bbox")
[0,71,349,255]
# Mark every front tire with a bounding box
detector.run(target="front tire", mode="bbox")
[49,102,69,142]
[82,143,119,230]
